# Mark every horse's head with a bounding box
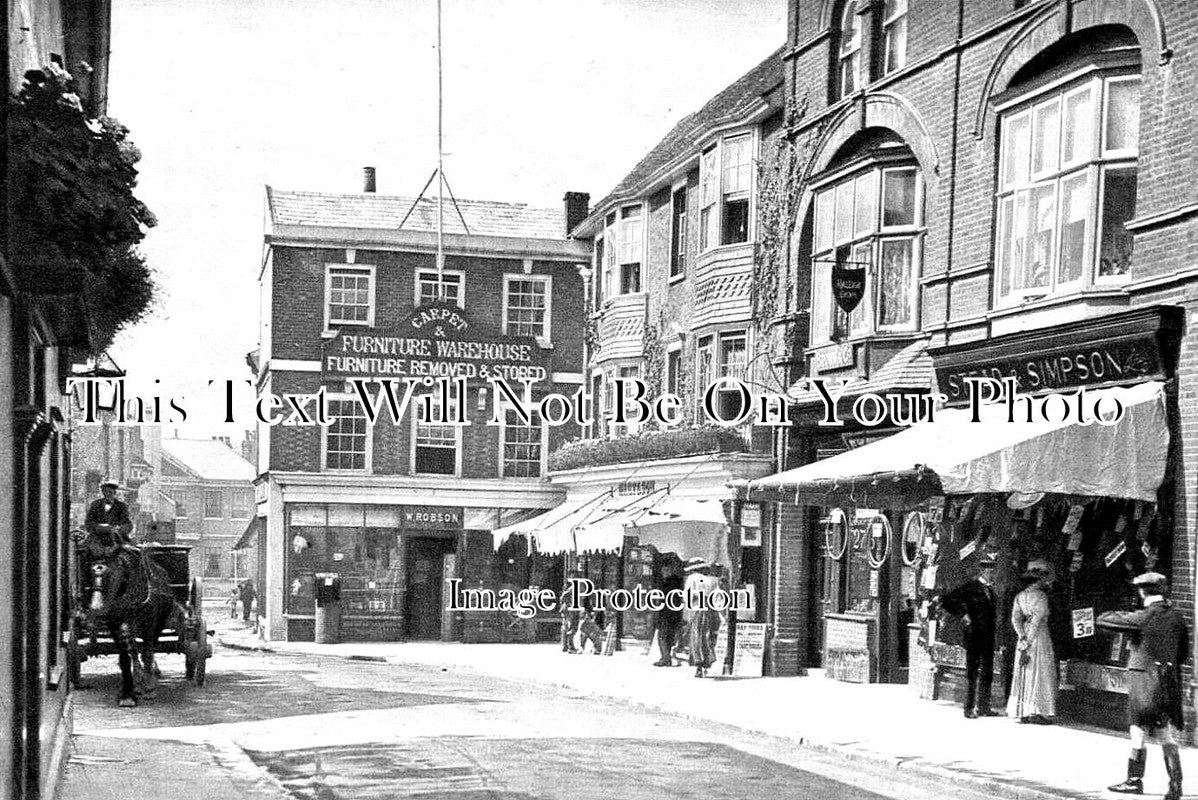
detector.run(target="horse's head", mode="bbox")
[86,550,136,616]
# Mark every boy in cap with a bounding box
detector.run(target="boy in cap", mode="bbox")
[1098,571,1189,800]
[935,556,1000,718]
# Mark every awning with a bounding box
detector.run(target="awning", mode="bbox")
[492,490,734,561]
[490,493,614,553]
[233,517,261,551]
[626,495,731,566]
[743,381,1168,502]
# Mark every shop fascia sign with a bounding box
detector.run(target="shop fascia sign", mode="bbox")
[932,308,1177,404]
[323,301,548,384]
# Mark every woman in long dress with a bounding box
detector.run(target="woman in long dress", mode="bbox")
[1007,559,1057,724]
[683,559,720,677]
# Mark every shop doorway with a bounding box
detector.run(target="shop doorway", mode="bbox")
[405,536,456,639]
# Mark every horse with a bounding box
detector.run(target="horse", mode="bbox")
[78,533,182,707]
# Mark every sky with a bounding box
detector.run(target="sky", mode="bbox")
[104,0,786,438]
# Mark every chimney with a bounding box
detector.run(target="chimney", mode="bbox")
[563,191,590,236]
[363,166,377,193]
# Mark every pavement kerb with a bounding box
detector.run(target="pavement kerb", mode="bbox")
[214,634,1081,800]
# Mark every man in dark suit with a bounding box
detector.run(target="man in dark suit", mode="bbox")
[1098,572,1188,800]
[84,479,133,547]
[936,556,999,718]
[653,562,684,667]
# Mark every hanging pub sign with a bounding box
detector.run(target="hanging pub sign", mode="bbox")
[831,261,867,314]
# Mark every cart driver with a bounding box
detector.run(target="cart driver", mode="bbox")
[79,479,134,557]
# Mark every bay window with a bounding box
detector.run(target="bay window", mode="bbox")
[995,74,1139,302]
[619,205,643,293]
[811,162,922,343]
[699,133,755,252]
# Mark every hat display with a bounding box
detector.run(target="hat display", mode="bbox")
[684,557,710,572]
[1022,558,1054,579]
[1133,571,1168,588]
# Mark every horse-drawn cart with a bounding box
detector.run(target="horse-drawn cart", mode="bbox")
[68,540,213,701]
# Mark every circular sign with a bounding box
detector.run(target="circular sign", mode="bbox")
[901,511,925,566]
[823,508,848,561]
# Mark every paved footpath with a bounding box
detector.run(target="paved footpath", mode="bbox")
[218,625,1196,800]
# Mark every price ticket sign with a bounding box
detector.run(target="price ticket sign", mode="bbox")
[1105,541,1128,568]
[1072,607,1096,639]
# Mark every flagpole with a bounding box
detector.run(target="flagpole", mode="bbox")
[436,0,445,298]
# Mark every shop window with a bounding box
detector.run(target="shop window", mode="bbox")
[669,187,687,277]
[882,0,908,76]
[416,269,464,307]
[838,1,862,99]
[285,504,406,616]
[995,75,1139,302]
[811,161,922,344]
[205,551,223,578]
[504,276,550,339]
[325,265,374,327]
[324,389,370,471]
[203,490,223,519]
[413,395,458,475]
[501,409,544,478]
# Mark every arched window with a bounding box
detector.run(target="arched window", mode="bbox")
[809,135,923,343]
[993,28,1140,303]
[838,2,862,99]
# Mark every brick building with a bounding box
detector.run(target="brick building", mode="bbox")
[159,437,257,594]
[733,0,1198,734]
[497,51,788,646]
[255,175,590,643]
[6,3,113,798]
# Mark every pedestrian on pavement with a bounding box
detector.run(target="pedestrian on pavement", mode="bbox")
[1098,571,1189,800]
[559,568,583,653]
[1007,559,1057,725]
[935,555,999,718]
[684,558,720,678]
[653,560,684,667]
[227,587,239,619]
[239,579,257,623]
[578,600,605,655]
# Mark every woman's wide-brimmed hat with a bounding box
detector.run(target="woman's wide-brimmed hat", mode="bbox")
[1022,558,1054,580]
[684,557,710,572]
